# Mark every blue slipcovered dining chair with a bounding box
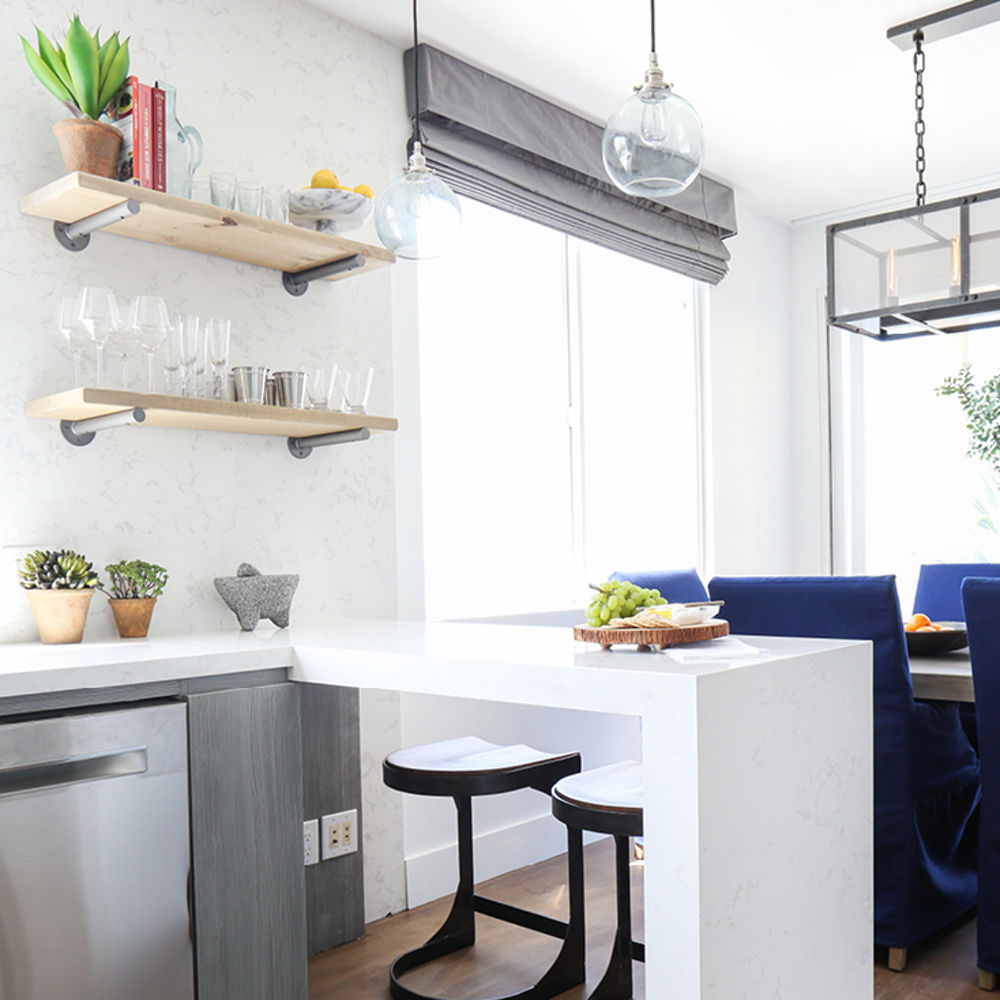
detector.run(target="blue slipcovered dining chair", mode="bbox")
[708,575,980,971]
[914,563,1000,621]
[961,577,1000,990]
[609,567,708,603]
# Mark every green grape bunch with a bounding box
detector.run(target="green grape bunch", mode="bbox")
[587,580,663,627]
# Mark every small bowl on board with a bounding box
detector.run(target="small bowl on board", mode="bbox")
[288,188,373,234]
[905,622,968,656]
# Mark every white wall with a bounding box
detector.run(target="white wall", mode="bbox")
[0,0,408,922]
[708,193,798,575]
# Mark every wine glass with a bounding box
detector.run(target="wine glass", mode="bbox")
[106,317,138,390]
[130,296,172,392]
[206,319,232,400]
[77,287,122,389]
[57,295,90,387]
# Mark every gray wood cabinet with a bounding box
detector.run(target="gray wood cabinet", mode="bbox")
[188,683,308,1000]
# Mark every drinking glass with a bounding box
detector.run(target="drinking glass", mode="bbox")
[77,287,122,389]
[107,315,138,390]
[130,295,172,392]
[305,362,338,409]
[174,315,201,396]
[190,179,211,204]
[338,366,374,414]
[237,180,263,216]
[263,185,289,223]
[210,172,237,209]
[206,318,232,400]
[161,326,182,395]
[57,295,90,387]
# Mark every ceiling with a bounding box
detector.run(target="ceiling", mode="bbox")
[308,0,1000,224]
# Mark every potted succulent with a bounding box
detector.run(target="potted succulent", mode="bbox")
[18,549,101,644]
[103,559,167,638]
[20,15,130,177]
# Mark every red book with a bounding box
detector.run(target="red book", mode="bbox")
[137,83,154,189]
[151,85,166,192]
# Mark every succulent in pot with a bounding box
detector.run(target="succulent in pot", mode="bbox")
[18,548,101,644]
[20,15,131,177]
[103,559,167,639]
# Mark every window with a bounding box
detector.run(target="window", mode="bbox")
[416,197,704,619]
[836,329,1000,607]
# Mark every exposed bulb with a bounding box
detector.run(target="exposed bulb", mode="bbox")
[374,142,461,260]
[603,54,704,199]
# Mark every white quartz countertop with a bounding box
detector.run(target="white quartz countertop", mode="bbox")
[0,618,866,708]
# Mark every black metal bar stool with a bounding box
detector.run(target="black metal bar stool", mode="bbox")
[382,736,586,1000]
[551,761,644,1000]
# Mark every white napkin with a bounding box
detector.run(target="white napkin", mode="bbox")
[666,636,764,663]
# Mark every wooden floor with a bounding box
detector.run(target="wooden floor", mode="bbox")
[309,839,985,1000]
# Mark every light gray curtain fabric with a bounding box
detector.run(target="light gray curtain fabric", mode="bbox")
[405,45,737,284]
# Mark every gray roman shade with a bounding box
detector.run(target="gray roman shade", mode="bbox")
[405,45,737,284]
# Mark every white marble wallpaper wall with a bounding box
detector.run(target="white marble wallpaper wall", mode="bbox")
[0,0,407,920]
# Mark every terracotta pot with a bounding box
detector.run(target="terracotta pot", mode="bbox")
[109,597,157,639]
[26,589,94,644]
[52,118,122,179]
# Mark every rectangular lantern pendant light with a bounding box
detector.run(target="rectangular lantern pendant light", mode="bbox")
[827,0,1000,340]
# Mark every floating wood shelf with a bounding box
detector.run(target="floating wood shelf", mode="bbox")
[27,388,397,459]
[20,172,394,290]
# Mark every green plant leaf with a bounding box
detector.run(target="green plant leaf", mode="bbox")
[96,35,129,115]
[20,35,73,104]
[63,14,99,119]
[35,26,74,95]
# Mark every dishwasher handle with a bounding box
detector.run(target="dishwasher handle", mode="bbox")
[0,747,148,795]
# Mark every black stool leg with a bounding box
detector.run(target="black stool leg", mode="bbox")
[589,834,635,1000]
[389,795,476,999]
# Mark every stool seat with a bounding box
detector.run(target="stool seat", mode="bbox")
[385,736,580,798]
[553,761,643,814]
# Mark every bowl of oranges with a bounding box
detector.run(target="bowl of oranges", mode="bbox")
[904,613,968,655]
[289,169,375,234]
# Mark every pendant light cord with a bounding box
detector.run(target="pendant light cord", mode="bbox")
[411,0,424,147]
[650,0,657,55]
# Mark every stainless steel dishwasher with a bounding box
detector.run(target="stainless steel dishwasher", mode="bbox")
[0,701,195,1000]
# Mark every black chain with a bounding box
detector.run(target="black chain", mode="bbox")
[914,30,926,207]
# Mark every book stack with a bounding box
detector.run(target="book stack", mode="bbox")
[108,77,166,191]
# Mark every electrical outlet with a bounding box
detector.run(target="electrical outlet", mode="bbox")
[320,813,341,861]
[303,819,319,866]
[341,809,357,853]
[320,809,359,859]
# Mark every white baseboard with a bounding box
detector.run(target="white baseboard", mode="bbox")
[404,812,603,909]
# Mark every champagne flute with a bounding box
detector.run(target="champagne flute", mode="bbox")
[206,318,231,400]
[57,295,90,387]
[175,315,201,397]
[77,287,121,389]
[131,296,172,392]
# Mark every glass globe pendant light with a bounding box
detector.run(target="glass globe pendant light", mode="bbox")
[374,0,461,260]
[603,0,704,199]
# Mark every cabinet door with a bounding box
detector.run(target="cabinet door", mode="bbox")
[188,683,307,1000]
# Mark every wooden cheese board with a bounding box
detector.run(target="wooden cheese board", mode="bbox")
[573,619,729,650]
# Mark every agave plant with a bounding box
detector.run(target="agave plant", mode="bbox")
[104,559,168,599]
[18,549,101,590]
[20,15,130,120]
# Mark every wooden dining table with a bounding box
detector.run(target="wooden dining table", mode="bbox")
[909,649,974,702]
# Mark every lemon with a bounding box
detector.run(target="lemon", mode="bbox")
[353,184,374,199]
[310,169,340,188]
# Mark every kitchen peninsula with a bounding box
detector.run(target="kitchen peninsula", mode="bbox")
[0,622,872,1000]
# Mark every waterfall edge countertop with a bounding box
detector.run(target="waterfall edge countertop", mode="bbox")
[0,620,873,1000]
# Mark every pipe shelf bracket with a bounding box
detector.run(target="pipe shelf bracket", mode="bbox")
[61,408,146,447]
[282,254,366,296]
[54,199,141,252]
[287,426,371,459]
